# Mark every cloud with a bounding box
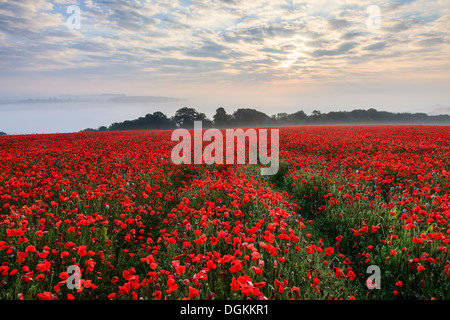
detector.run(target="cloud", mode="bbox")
[0,94,184,106]
[0,0,63,38]
[363,41,387,51]
[312,42,358,57]
[385,20,418,32]
[84,0,157,32]
[68,40,114,53]
[416,37,445,47]
[186,40,240,60]
[0,0,448,93]
[328,18,349,30]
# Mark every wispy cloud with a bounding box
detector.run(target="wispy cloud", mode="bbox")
[0,94,183,105]
[1,0,448,80]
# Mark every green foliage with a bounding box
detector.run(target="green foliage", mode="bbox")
[83,107,450,133]
[108,111,176,131]
[172,107,209,129]
[268,160,291,188]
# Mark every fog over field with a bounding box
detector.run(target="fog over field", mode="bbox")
[1,90,449,134]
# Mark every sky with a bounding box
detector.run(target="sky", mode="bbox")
[0,0,449,134]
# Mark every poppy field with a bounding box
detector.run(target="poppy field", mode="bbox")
[0,125,449,300]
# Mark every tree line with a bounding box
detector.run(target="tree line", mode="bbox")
[80,107,450,132]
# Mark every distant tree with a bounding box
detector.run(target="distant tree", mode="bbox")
[108,123,120,131]
[288,110,307,124]
[98,126,108,131]
[145,111,176,130]
[276,113,288,120]
[275,113,290,126]
[325,111,350,123]
[202,118,213,129]
[107,111,176,131]
[213,107,232,128]
[349,109,368,123]
[81,107,450,132]
[0,131,6,136]
[172,107,210,128]
[231,108,272,127]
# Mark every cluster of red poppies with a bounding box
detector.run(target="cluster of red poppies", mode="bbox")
[0,126,448,300]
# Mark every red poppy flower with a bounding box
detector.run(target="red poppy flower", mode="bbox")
[188,286,200,298]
